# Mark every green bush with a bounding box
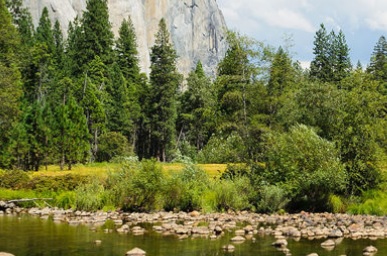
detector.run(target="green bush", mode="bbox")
[257,185,288,213]
[197,132,247,163]
[0,170,30,189]
[262,124,347,212]
[347,190,387,216]
[96,131,133,162]
[211,176,254,212]
[74,178,106,211]
[25,174,89,192]
[55,191,76,209]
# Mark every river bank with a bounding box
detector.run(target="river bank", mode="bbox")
[1,200,386,243]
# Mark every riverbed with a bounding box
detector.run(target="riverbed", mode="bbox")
[0,214,386,256]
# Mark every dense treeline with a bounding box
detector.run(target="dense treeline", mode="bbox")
[1,0,387,212]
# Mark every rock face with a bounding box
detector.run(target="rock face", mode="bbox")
[22,0,228,76]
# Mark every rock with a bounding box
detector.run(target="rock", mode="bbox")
[189,211,200,217]
[0,253,15,256]
[235,229,245,236]
[272,239,288,247]
[363,246,377,255]
[95,240,102,245]
[222,244,235,252]
[306,254,318,256]
[321,239,335,248]
[22,0,227,77]
[126,247,146,256]
[328,229,343,238]
[231,236,246,243]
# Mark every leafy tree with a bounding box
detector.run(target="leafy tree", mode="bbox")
[262,124,347,211]
[147,18,182,161]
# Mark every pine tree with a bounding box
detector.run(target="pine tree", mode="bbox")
[331,30,352,83]
[367,35,387,82]
[267,47,296,127]
[80,0,114,69]
[310,24,331,82]
[0,0,23,167]
[148,18,182,161]
[35,7,54,54]
[5,0,34,46]
[178,61,215,150]
[115,16,141,83]
[52,20,64,70]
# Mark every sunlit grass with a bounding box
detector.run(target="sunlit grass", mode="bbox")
[28,162,227,178]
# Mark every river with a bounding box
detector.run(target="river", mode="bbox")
[0,214,385,256]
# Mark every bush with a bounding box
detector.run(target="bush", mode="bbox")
[25,174,89,192]
[55,191,76,209]
[197,132,247,163]
[211,176,254,212]
[96,132,133,162]
[256,185,288,213]
[74,178,106,211]
[0,170,30,189]
[262,124,347,212]
[347,190,387,216]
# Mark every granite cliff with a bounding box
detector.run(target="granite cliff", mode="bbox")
[22,0,228,76]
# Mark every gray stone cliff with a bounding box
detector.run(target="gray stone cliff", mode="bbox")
[22,0,228,76]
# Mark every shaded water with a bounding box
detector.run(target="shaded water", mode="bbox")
[0,215,386,256]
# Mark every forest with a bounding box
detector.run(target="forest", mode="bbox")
[1,0,387,213]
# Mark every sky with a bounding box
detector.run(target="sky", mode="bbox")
[217,0,387,69]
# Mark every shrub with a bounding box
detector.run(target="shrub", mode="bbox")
[197,132,247,163]
[256,185,288,213]
[25,174,89,192]
[96,131,133,162]
[262,124,347,212]
[75,178,106,211]
[55,191,76,209]
[211,176,254,212]
[0,170,30,189]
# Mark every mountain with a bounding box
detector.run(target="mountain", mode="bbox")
[22,0,228,76]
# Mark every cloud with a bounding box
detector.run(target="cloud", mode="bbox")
[260,9,315,32]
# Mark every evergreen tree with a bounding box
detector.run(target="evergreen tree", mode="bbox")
[310,24,331,82]
[216,32,251,136]
[267,47,296,128]
[53,78,89,170]
[331,30,352,83]
[367,36,387,82]
[178,61,216,151]
[0,0,23,167]
[5,0,34,46]
[148,18,182,161]
[52,20,64,70]
[80,0,114,69]
[35,7,54,54]
[115,16,141,83]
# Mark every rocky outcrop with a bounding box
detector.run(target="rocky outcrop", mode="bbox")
[22,0,228,76]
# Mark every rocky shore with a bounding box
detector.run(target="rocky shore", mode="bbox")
[1,201,385,255]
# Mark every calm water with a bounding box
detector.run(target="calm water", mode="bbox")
[0,214,386,256]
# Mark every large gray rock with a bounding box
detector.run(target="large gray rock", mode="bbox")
[22,0,228,76]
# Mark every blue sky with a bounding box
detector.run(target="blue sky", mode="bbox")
[217,0,387,68]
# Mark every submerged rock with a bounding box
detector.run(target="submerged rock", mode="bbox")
[126,247,146,256]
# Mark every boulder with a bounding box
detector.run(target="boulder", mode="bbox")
[363,246,377,255]
[0,253,15,256]
[126,247,146,256]
[272,239,288,247]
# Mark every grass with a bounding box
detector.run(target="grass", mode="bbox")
[28,162,227,178]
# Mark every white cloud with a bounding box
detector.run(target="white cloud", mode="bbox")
[260,9,315,32]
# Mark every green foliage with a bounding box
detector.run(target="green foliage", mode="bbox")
[329,194,346,213]
[347,190,387,216]
[197,132,247,163]
[96,131,132,162]
[211,176,253,212]
[0,170,30,189]
[55,191,76,209]
[74,178,106,212]
[262,124,347,211]
[147,18,182,161]
[25,174,89,192]
[256,185,289,213]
